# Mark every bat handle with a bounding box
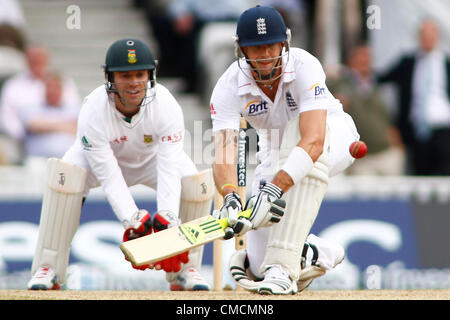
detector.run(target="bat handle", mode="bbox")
[217,209,252,230]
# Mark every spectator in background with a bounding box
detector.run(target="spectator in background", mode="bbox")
[259,0,310,49]
[328,44,405,175]
[0,0,27,29]
[141,0,254,93]
[19,71,79,159]
[0,44,80,164]
[377,19,450,175]
[0,0,27,87]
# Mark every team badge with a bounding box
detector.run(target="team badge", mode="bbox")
[256,18,267,35]
[128,49,137,63]
[144,134,153,143]
[286,91,297,108]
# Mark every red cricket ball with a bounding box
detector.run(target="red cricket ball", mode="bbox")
[349,141,368,159]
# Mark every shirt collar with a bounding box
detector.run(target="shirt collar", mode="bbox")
[237,59,259,96]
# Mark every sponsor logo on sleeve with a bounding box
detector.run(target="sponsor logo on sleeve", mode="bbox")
[161,130,183,143]
[309,83,326,98]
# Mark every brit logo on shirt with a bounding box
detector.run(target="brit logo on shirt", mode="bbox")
[309,83,326,98]
[286,91,298,109]
[245,100,268,116]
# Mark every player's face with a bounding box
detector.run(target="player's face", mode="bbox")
[242,42,284,79]
[113,70,149,109]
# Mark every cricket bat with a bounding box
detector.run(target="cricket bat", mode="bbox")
[235,117,247,291]
[120,209,252,267]
[236,117,247,251]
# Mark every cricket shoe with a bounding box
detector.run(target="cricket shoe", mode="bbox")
[27,266,60,290]
[298,234,345,291]
[257,265,298,295]
[169,267,210,291]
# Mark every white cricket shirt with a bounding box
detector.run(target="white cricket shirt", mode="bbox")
[211,48,344,178]
[77,83,186,221]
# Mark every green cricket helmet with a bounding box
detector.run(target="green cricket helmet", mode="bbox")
[104,38,156,72]
[103,38,157,106]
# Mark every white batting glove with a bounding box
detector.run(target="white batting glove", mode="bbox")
[213,192,252,237]
[247,182,285,229]
[220,192,242,224]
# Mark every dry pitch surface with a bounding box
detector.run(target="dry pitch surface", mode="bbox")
[0,289,448,300]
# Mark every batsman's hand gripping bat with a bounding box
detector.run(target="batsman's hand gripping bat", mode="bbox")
[120,209,252,267]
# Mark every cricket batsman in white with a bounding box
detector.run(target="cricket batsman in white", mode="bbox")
[27,38,212,291]
[211,6,361,295]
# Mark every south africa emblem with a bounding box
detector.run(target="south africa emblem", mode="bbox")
[144,134,153,143]
[128,49,137,63]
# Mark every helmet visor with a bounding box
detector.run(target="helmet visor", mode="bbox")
[238,46,289,84]
[106,78,156,109]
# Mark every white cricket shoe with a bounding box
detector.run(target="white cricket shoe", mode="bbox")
[27,266,60,290]
[169,267,210,291]
[258,265,298,295]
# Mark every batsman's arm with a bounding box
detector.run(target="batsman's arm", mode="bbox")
[212,128,239,196]
[273,109,327,193]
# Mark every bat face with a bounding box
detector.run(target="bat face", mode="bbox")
[120,210,251,266]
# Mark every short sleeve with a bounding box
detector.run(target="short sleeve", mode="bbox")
[296,54,330,113]
[210,76,241,132]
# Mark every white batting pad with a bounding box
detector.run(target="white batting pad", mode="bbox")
[31,158,87,285]
[178,168,214,270]
[260,117,330,281]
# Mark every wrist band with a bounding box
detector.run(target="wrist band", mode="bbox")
[220,183,237,196]
[280,146,313,184]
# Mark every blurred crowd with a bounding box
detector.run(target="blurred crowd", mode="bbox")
[0,0,81,166]
[328,18,450,176]
[0,0,449,177]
